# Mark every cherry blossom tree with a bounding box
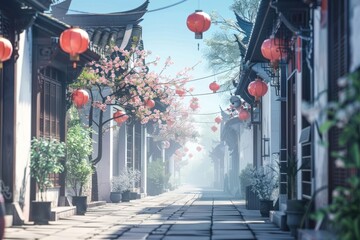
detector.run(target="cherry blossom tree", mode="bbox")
[69,45,199,165]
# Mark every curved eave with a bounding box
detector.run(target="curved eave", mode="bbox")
[111,0,149,16]
[57,0,149,27]
[244,0,276,63]
[17,0,52,12]
[220,117,242,149]
[34,13,100,65]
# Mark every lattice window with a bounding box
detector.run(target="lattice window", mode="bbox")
[39,67,63,187]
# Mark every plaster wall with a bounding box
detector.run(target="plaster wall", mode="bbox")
[94,109,113,202]
[238,126,253,171]
[14,29,33,220]
[313,8,329,208]
[140,125,147,194]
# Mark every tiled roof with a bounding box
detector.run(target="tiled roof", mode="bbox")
[50,0,149,50]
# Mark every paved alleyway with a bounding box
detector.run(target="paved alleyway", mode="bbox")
[4,187,294,240]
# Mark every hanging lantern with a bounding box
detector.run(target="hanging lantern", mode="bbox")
[209,81,220,93]
[186,10,211,39]
[59,27,89,68]
[196,146,202,152]
[238,109,250,121]
[176,88,186,97]
[190,103,199,110]
[71,89,89,108]
[215,116,222,124]
[184,147,189,152]
[145,99,155,108]
[113,110,128,125]
[211,125,218,132]
[248,78,268,101]
[261,37,287,63]
[189,153,193,158]
[0,36,13,69]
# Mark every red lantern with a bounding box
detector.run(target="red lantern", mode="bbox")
[209,81,220,93]
[59,27,89,68]
[261,37,287,62]
[238,109,250,121]
[72,89,89,108]
[196,146,202,152]
[211,126,218,132]
[190,103,199,110]
[176,88,186,97]
[248,78,268,101]
[146,99,155,108]
[0,36,13,68]
[113,110,128,124]
[189,153,193,158]
[186,10,211,39]
[215,116,222,124]
[184,147,189,152]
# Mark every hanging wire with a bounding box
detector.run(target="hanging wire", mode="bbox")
[182,87,235,97]
[186,65,241,83]
[191,111,221,115]
[59,0,189,15]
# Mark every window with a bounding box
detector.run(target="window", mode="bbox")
[39,67,64,187]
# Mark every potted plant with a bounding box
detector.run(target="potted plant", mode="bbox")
[65,107,94,215]
[250,165,279,217]
[110,176,123,203]
[30,137,65,224]
[147,160,168,196]
[110,168,140,202]
[284,155,307,236]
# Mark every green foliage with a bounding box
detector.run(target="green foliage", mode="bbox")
[231,0,260,22]
[239,164,253,198]
[315,69,360,239]
[250,165,278,200]
[147,160,169,196]
[203,0,260,85]
[65,107,94,196]
[111,168,141,193]
[30,137,65,201]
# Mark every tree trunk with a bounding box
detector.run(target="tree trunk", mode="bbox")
[91,169,98,201]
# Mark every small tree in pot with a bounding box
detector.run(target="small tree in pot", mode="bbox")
[111,168,140,202]
[65,107,94,214]
[30,137,65,224]
[250,165,279,217]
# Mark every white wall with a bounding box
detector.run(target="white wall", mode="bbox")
[313,7,329,208]
[14,29,33,220]
[93,107,113,202]
[239,125,253,170]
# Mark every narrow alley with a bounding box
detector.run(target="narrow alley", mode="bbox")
[5,187,293,240]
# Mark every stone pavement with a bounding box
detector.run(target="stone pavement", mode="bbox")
[4,187,294,240]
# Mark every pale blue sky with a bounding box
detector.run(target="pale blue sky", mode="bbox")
[69,0,238,131]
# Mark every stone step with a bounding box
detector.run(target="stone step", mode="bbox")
[87,201,106,208]
[51,206,76,221]
[270,210,288,231]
